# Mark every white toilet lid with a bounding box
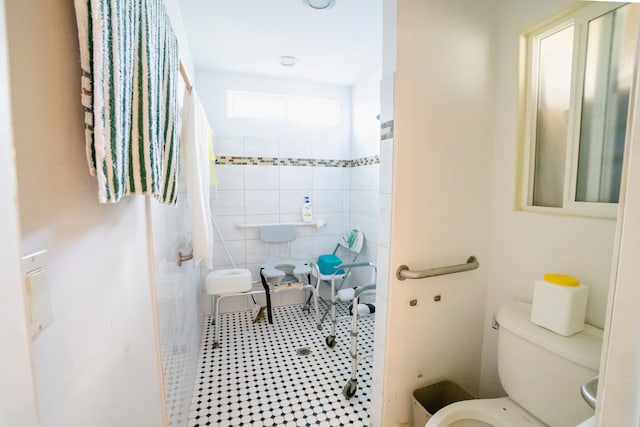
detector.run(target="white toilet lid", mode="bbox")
[425,397,545,427]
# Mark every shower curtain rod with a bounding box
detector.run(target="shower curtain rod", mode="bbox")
[179,59,193,93]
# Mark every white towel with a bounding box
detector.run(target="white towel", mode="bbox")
[180,89,213,269]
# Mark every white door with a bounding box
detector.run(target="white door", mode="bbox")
[597,5,640,424]
[377,1,496,424]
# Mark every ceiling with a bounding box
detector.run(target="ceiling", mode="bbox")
[179,0,383,86]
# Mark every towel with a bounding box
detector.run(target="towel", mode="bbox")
[181,90,213,269]
[74,0,180,204]
[208,128,218,186]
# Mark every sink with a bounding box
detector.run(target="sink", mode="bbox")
[581,377,598,409]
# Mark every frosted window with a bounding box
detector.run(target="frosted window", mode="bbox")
[227,91,339,126]
[532,26,574,208]
[577,5,638,203]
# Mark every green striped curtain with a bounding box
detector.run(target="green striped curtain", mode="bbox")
[74,0,180,204]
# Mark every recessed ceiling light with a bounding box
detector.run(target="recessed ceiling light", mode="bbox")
[279,56,299,67]
[303,0,335,10]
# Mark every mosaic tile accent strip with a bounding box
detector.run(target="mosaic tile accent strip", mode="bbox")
[350,156,380,167]
[215,155,380,168]
[381,120,394,141]
[188,304,374,427]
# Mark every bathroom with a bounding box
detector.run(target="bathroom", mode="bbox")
[1,1,640,427]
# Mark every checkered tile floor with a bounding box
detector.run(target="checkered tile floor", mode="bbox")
[188,304,374,426]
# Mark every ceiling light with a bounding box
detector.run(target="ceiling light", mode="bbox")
[279,56,299,67]
[303,0,335,10]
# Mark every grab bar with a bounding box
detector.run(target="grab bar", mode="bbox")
[580,376,598,409]
[177,251,193,267]
[396,256,479,281]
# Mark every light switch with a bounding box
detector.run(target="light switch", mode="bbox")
[22,250,52,338]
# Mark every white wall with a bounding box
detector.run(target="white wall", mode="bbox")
[381,1,498,424]
[6,1,164,425]
[0,0,39,424]
[480,0,618,397]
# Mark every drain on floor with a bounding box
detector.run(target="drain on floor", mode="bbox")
[296,346,311,356]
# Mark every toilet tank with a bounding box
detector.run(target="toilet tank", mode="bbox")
[496,301,602,427]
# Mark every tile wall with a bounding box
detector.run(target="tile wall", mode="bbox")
[150,192,203,427]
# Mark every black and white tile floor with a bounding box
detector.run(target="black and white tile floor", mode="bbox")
[188,304,374,427]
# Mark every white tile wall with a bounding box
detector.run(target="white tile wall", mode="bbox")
[244,165,279,190]
[351,190,380,215]
[211,215,245,241]
[243,136,280,157]
[212,240,246,267]
[280,134,313,157]
[290,237,314,260]
[312,190,343,213]
[214,165,245,190]
[150,196,202,427]
[313,167,344,190]
[380,139,393,194]
[311,138,347,159]
[214,136,243,156]
[245,190,279,215]
[279,190,308,214]
[280,166,313,190]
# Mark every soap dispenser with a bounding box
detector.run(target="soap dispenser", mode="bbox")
[302,196,313,223]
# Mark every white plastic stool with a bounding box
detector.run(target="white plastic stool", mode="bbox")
[206,268,253,348]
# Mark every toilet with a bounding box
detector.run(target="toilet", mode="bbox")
[426,301,603,427]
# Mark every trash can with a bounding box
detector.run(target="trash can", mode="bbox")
[412,380,474,427]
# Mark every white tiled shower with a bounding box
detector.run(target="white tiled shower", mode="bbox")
[195,69,382,315]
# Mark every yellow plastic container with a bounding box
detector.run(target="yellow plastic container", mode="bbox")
[530,274,589,336]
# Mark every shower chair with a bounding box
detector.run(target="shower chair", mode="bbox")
[257,224,312,324]
[206,224,312,348]
[339,272,376,399]
[314,261,376,399]
[307,229,365,332]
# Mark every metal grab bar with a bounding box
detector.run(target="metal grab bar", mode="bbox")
[580,376,598,409]
[177,251,193,267]
[396,256,479,281]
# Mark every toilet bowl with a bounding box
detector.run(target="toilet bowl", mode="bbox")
[427,397,544,427]
[425,301,602,427]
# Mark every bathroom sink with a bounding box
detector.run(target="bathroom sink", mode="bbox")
[580,377,598,409]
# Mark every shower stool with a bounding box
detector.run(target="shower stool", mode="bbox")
[206,268,255,349]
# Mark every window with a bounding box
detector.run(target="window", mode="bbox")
[227,90,340,126]
[521,3,639,217]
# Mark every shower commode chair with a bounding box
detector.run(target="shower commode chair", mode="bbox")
[327,262,377,399]
[308,229,365,330]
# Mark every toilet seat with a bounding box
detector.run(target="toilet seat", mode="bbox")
[260,260,310,281]
[426,397,545,427]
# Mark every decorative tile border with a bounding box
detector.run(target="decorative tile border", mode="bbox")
[215,155,380,168]
[381,120,394,141]
[350,155,380,167]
